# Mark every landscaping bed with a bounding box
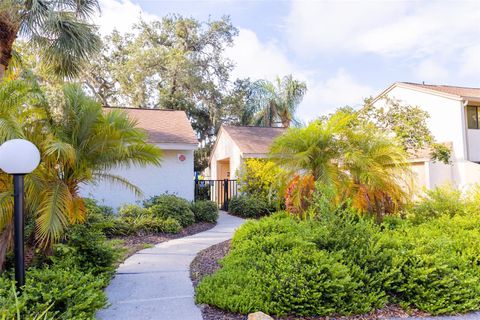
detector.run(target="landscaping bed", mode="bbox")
[119,221,216,258]
[191,241,429,320]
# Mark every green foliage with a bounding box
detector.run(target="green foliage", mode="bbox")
[191,200,219,223]
[405,185,466,223]
[228,195,273,218]
[1,0,100,79]
[197,195,480,316]
[117,204,182,234]
[52,222,121,276]
[250,75,307,127]
[269,112,411,218]
[144,194,195,227]
[237,159,284,206]
[0,265,107,319]
[391,214,480,314]
[360,97,451,164]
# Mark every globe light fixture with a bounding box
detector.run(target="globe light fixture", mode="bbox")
[0,139,41,290]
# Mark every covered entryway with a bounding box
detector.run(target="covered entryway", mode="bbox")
[216,158,231,180]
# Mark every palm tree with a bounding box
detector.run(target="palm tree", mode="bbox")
[269,112,412,217]
[253,75,307,128]
[0,0,100,81]
[0,80,162,268]
[340,123,412,217]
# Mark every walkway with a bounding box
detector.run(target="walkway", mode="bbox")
[390,312,480,320]
[96,211,244,320]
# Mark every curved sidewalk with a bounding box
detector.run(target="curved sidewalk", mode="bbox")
[97,211,244,320]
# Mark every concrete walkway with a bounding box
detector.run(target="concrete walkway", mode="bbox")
[96,211,244,320]
[390,312,480,320]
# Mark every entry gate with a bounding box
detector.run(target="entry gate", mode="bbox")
[194,179,238,210]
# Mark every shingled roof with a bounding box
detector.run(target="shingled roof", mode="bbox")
[103,107,198,145]
[400,82,480,100]
[222,125,286,154]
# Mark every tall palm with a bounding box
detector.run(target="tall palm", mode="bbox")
[253,75,307,128]
[0,80,162,268]
[0,0,100,81]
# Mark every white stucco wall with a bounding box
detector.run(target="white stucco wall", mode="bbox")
[467,129,480,162]
[209,129,242,180]
[80,147,195,210]
[377,86,467,161]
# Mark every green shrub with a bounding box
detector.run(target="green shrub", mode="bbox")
[228,195,272,218]
[117,204,183,234]
[406,185,466,223]
[390,214,480,314]
[131,215,182,234]
[118,204,150,218]
[196,201,480,316]
[237,159,284,206]
[145,194,195,227]
[0,265,107,319]
[53,223,121,276]
[191,200,219,223]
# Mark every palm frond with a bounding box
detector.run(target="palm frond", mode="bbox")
[92,172,143,197]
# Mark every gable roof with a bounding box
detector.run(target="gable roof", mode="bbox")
[103,107,198,145]
[376,82,480,103]
[222,125,287,155]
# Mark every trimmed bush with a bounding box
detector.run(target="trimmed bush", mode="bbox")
[196,204,480,316]
[406,185,466,224]
[228,195,272,218]
[145,194,195,227]
[0,265,107,319]
[117,204,182,234]
[191,200,219,223]
[53,223,121,276]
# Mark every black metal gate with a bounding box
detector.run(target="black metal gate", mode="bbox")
[194,179,238,210]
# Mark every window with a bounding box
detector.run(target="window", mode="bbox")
[467,106,479,129]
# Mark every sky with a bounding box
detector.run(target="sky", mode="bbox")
[94,0,480,122]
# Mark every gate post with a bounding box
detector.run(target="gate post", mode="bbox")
[223,179,229,210]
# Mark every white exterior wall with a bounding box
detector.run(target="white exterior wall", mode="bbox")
[379,86,467,160]
[375,85,480,190]
[80,147,195,210]
[467,129,480,161]
[209,130,242,180]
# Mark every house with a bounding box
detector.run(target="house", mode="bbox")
[372,82,480,190]
[80,108,198,209]
[207,125,286,180]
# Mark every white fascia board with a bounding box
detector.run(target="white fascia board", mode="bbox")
[155,142,198,150]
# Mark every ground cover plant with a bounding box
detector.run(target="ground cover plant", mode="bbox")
[195,185,480,317]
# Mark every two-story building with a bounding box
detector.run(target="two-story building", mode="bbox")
[373,82,480,190]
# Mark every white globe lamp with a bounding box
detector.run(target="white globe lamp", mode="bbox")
[0,139,41,291]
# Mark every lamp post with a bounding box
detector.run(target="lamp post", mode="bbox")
[0,139,40,290]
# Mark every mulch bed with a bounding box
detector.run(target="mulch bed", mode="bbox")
[190,241,430,320]
[117,222,216,258]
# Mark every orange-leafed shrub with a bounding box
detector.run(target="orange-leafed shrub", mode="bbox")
[284,174,315,218]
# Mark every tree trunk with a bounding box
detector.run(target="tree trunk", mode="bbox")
[0,64,5,81]
[0,13,19,82]
[0,224,13,272]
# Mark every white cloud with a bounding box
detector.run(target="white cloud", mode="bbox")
[225,29,374,121]
[286,0,480,58]
[94,0,158,35]
[224,28,302,81]
[460,45,480,78]
[415,60,449,82]
[299,70,375,122]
